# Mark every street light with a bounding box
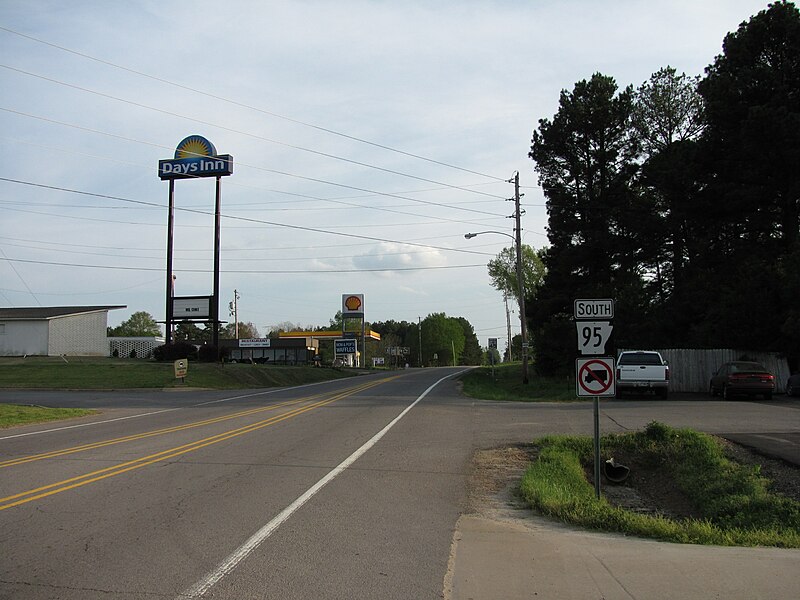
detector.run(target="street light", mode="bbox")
[464,229,530,384]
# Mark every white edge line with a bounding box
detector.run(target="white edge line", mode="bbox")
[178,368,469,599]
[0,378,357,441]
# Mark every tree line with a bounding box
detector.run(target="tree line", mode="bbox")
[108,310,485,366]
[526,2,800,375]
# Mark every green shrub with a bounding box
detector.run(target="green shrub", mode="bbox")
[153,342,198,361]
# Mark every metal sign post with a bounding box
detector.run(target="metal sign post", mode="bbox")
[575,298,615,499]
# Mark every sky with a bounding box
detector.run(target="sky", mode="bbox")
[0,0,771,348]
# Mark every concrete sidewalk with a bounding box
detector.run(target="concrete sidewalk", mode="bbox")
[446,514,800,600]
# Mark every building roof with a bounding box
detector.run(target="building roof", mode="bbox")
[0,306,126,320]
[279,330,381,341]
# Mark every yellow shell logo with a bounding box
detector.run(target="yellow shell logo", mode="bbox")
[344,296,362,311]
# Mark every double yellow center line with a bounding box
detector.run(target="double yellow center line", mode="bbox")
[0,377,394,511]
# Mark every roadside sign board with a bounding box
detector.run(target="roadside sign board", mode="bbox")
[574,299,614,320]
[239,338,271,348]
[488,338,498,349]
[334,339,357,354]
[173,296,212,320]
[174,359,188,379]
[576,321,614,355]
[576,357,615,397]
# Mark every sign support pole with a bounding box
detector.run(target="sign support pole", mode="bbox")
[574,298,615,501]
[212,176,222,351]
[594,397,601,499]
[165,179,175,346]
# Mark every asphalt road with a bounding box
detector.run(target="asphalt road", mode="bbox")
[1,370,799,599]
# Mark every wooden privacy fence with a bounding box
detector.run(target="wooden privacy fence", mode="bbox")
[620,349,792,394]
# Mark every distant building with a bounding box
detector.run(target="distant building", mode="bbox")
[0,306,125,357]
[219,337,319,365]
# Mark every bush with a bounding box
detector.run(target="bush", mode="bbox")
[153,342,198,362]
[197,344,231,362]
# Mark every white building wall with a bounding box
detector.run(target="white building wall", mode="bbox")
[48,312,108,356]
[0,321,49,356]
[109,337,164,359]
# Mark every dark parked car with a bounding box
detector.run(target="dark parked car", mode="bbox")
[709,361,775,400]
[787,373,800,397]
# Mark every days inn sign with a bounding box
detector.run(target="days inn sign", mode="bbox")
[159,135,233,180]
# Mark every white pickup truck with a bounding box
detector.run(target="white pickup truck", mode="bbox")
[616,351,670,398]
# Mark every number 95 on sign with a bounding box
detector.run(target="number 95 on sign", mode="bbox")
[576,321,613,355]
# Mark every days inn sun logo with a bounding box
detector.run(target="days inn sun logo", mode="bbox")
[159,135,233,180]
[175,135,217,159]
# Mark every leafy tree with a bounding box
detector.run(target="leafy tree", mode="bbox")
[633,67,705,156]
[699,0,800,255]
[487,245,546,304]
[529,73,642,372]
[485,347,501,365]
[530,73,642,298]
[173,322,210,342]
[420,313,465,366]
[454,317,482,365]
[269,321,303,336]
[371,319,420,365]
[632,67,708,341]
[108,311,162,337]
[221,322,260,339]
[327,311,344,331]
[694,1,800,354]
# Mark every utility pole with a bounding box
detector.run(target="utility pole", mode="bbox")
[504,293,513,361]
[511,171,529,384]
[229,289,240,339]
[418,316,423,367]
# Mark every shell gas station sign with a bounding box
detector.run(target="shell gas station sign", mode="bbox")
[342,294,364,317]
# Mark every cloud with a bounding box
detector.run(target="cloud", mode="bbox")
[351,242,445,275]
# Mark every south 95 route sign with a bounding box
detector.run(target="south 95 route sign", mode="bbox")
[576,357,616,397]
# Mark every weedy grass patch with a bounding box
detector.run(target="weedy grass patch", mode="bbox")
[461,363,576,402]
[0,404,97,428]
[521,422,800,547]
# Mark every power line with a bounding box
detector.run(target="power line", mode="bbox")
[0,63,508,201]
[0,256,485,275]
[0,25,505,182]
[1,238,482,263]
[0,177,496,257]
[0,246,41,305]
[0,107,509,222]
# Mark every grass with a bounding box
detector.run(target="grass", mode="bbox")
[0,357,359,390]
[0,404,97,428]
[460,363,577,402]
[520,422,800,547]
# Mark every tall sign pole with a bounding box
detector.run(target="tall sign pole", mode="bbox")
[212,175,222,349]
[159,136,233,356]
[165,179,175,345]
